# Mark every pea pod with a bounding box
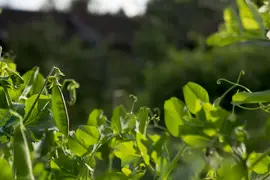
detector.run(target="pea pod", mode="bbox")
[62,79,79,106]
[51,83,69,137]
[13,121,34,180]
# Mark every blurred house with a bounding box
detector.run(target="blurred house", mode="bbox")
[0,0,141,54]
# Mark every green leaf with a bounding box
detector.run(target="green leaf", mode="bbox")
[75,125,100,148]
[5,68,24,88]
[182,135,210,148]
[39,130,55,157]
[247,152,270,174]
[0,109,11,126]
[136,133,150,165]
[0,158,13,180]
[136,107,150,135]
[183,82,209,114]
[51,151,80,177]
[114,141,140,166]
[111,105,126,134]
[68,126,100,157]
[19,67,42,101]
[33,162,49,180]
[122,113,137,133]
[122,167,132,177]
[13,120,35,180]
[232,90,270,105]
[217,157,247,180]
[164,97,185,137]
[87,109,104,127]
[51,84,69,136]
[237,0,265,34]
[161,144,187,179]
[207,31,241,46]
[224,7,244,33]
[150,133,169,174]
[68,137,88,157]
[24,94,50,125]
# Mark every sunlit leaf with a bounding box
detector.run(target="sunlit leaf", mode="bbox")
[136,107,150,135]
[19,67,43,101]
[87,109,104,127]
[33,162,49,180]
[0,109,10,127]
[224,7,243,33]
[217,157,247,180]
[232,90,270,104]
[51,84,69,136]
[5,68,24,88]
[164,97,185,137]
[24,94,50,125]
[237,0,265,33]
[182,135,210,148]
[136,133,150,165]
[121,167,132,177]
[247,152,270,174]
[75,125,100,147]
[111,105,126,134]
[183,82,209,114]
[114,141,140,166]
[0,157,13,180]
[68,137,88,157]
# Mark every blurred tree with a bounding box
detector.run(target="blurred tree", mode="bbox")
[133,0,226,66]
[7,17,107,124]
[7,14,141,126]
[137,0,270,126]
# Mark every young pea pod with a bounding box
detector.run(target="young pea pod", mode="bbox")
[51,83,69,137]
[62,79,79,106]
[13,120,34,180]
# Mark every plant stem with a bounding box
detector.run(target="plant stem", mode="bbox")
[161,144,187,180]
[3,86,13,110]
[23,67,55,123]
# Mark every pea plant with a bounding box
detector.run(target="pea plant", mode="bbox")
[1,0,270,179]
[1,45,270,180]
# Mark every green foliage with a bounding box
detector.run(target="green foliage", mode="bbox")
[2,0,270,179]
[207,0,269,46]
[2,48,270,179]
[7,17,141,127]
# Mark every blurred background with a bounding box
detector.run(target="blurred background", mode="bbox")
[0,0,269,129]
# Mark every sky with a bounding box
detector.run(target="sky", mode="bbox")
[0,0,148,16]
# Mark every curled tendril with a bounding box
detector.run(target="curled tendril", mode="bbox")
[153,108,161,119]
[217,70,269,112]
[129,94,138,103]
[214,70,249,107]
[129,94,138,114]
[217,78,251,92]
[237,70,245,83]
[217,70,245,85]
